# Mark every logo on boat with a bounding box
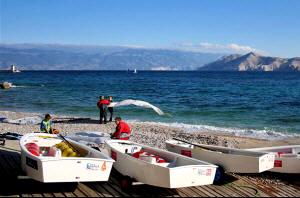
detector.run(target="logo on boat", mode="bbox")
[197,169,212,176]
[87,163,100,170]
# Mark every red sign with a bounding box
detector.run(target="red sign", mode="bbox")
[111,151,117,161]
[274,160,282,167]
[181,150,192,157]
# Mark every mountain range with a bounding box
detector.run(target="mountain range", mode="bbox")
[0,44,222,70]
[199,52,300,71]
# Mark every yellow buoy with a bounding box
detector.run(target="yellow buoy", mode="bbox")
[68,152,77,157]
[62,148,73,157]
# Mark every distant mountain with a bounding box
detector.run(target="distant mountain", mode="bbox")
[0,44,222,70]
[199,52,300,71]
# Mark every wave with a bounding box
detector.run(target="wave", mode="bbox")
[129,120,299,140]
[11,84,45,88]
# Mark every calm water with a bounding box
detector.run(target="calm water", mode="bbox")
[1,71,300,139]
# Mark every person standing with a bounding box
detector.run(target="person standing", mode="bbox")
[97,96,110,124]
[111,117,131,140]
[108,96,114,122]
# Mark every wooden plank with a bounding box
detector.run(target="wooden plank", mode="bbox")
[172,189,190,197]
[189,186,212,197]
[280,185,300,197]
[272,185,297,197]
[89,183,113,197]
[206,185,234,197]
[71,188,86,197]
[77,183,102,197]
[201,185,225,197]
[31,194,45,197]
[228,183,260,197]
[236,176,279,197]
[177,187,201,197]
[52,192,66,197]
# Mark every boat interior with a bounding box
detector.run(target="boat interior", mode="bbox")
[23,135,92,158]
[110,141,212,168]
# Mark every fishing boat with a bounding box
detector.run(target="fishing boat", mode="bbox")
[166,139,275,174]
[246,145,300,173]
[20,133,114,183]
[105,140,217,189]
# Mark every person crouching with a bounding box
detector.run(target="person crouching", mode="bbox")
[40,114,59,134]
[111,117,131,140]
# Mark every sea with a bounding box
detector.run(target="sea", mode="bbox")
[1,71,300,140]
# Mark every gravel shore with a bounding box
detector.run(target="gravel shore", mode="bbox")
[1,110,300,149]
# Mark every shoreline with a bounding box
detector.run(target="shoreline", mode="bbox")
[1,110,300,149]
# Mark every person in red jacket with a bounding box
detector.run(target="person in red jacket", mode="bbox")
[111,117,131,140]
[97,96,110,124]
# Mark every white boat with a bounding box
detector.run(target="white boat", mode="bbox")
[11,65,21,73]
[20,133,114,183]
[246,145,300,173]
[166,139,275,173]
[133,69,137,74]
[105,140,217,188]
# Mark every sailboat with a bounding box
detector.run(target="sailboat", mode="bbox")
[133,69,137,74]
[10,65,21,73]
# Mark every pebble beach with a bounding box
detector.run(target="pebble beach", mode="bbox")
[1,110,300,150]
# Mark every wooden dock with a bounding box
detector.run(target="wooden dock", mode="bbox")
[0,145,299,197]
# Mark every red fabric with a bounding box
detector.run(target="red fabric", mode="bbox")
[132,150,166,163]
[112,121,131,139]
[97,99,110,108]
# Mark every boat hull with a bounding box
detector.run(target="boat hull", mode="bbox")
[105,140,217,188]
[247,145,300,173]
[20,133,114,183]
[166,140,275,173]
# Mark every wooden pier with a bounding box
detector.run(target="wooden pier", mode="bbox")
[0,144,299,197]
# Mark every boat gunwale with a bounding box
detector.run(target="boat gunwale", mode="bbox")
[166,139,274,158]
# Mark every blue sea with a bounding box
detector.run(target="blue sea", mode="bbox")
[1,71,300,140]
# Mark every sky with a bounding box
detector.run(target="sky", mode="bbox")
[0,0,300,57]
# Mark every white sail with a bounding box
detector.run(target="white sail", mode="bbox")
[110,99,164,115]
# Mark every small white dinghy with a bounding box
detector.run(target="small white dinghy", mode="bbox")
[20,133,114,183]
[246,145,300,173]
[105,140,217,189]
[166,139,275,173]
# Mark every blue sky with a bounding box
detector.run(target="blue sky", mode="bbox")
[1,0,299,57]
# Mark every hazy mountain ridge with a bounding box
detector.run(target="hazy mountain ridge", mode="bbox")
[199,52,300,71]
[0,44,222,70]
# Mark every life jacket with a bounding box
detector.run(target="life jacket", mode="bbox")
[40,120,52,132]
[97,99,110,108]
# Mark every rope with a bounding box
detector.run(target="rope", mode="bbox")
[226,183,260,197]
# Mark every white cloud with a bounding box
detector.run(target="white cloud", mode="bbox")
[172,42,267,55]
